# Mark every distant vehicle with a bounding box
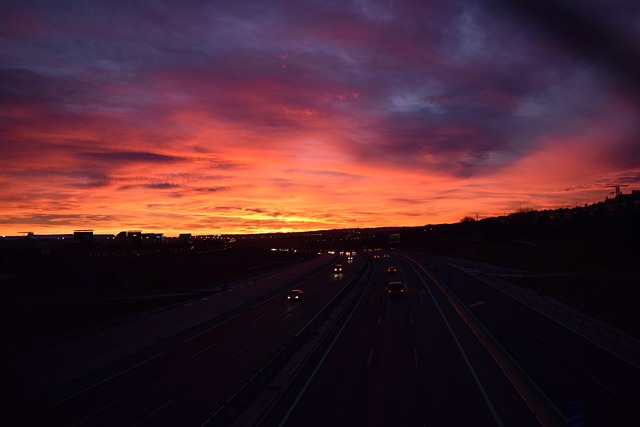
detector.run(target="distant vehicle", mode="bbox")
[373,254,380,259]
[347,255,354,261]
[334,263,343,273]
[287,289,304,301]
[383,254,390,258]
[386,281,405,297]
[387,266,397,273]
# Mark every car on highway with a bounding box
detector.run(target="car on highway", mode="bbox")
[387,266,397,274]
[373,254,380,259]
[287,289,304,302]
[334,263,343,273]
[386,281,405,297]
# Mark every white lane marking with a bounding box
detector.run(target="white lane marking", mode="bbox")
[419,293,424,304]
[72,399,118,426]
[409,262,505,427]
[251,313,265,324]
[369,295,376,306]
[279,272,375,427]
[183,313,241,343]
[589,373,617,396]
[377,315,381,325]
[409,315,413,325]
[295,280,355,337]
[281,313,292,322]
[366,349,374,368]
[46,352,165,411]
[190,342,218,359]
[252,294,279,309]
[414,348,419,367]
[133,399,173,427]
[234,341,254,356]
[532,333,548,344]
[502,310,511,317]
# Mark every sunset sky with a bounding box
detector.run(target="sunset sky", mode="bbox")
[2,0,639,236]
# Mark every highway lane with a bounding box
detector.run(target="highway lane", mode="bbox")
[279,253,539,427]
[6,254,334,400]
[409,253,640,426]
[17,255,362,426]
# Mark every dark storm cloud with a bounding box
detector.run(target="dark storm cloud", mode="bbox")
[0,213,120,225]
[144,183,181,190]
[2,0,639,234]
[193,186,231,193]
[78,151,184,163]
[492,0,640,95]
[69,174,112,188]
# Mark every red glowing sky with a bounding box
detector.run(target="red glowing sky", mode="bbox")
[2,0,639,235]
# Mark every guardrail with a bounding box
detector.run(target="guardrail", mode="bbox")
[198,332,312,427]
[406,251,640,353]
[486,275,640,352]
[403,252,567,427]
[255,257,375,426]
[197,257,373,427]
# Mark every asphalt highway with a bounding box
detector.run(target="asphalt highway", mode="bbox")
[6,254,361,426]
[7,249,640,426]
[279,253,540,427]
[414,253,640,426]
[276,252,640,426]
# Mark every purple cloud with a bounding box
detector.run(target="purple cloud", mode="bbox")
[1,0,639,234]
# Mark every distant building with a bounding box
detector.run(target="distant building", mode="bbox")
[74,230,94,241]
[117,230,142,239]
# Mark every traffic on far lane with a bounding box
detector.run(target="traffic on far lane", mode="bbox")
[386,281,405,297]
[287,289,304,302]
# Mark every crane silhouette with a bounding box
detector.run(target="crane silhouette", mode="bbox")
[606,184,628,197]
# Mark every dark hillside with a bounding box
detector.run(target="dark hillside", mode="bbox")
[402,191,640,271]
[400,191,640,337]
